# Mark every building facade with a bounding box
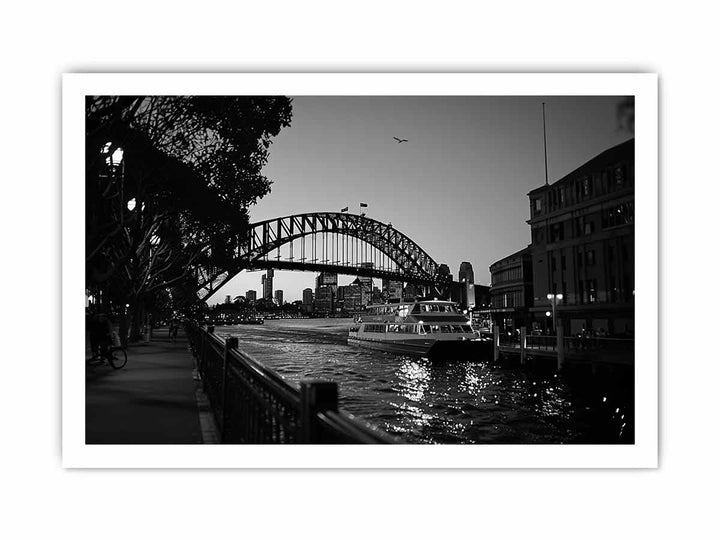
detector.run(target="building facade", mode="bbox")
[527,139,634,336]
[261,269,274,300]
[245,290,257,302]
[315,272,338,313]
[274,289,283,306]
[458,261,476,308]
[382,279,403,302]
[302,288,313,313]
[489,247,534,333]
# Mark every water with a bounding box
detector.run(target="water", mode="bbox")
[218,318,633,444]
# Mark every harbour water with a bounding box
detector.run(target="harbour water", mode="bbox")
[217,318,633,444]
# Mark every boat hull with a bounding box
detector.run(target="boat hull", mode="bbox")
[348,334,492,361]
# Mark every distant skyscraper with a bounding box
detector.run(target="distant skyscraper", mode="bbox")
[274,289,284,305]
[459,262,475,284]
[459,261,476,308]
[315,272,338,313]
[224,295,231,304]
[382,278,403,301]
[340,280,364,312]
[302,288,314,312]
[246,289,257,302]
[262,269,274,300]
[357,262,374,305]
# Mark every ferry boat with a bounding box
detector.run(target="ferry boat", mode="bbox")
[348,299,492,360]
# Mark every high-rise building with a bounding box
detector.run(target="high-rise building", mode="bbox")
[357,262,374,306]
[382,278,403,302]
[458,262,476,308]
[339,280,364,312]
[459,262,475,284]
[315,272,338,313]
[404,283,423,300]
[245,290,257,302]
[224,295,231,304]
[302,288,313,313]
[274,289,284,305]
[261,269,274,300]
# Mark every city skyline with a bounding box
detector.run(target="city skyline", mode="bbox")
[209,95,633,304]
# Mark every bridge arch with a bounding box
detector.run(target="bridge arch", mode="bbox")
[196,212,448,300]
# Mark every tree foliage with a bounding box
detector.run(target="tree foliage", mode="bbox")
[86,95,292,337]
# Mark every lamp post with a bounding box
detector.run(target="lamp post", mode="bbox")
[546,293,563,333]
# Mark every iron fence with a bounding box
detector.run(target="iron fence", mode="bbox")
[185,322,396,444]
[525,335,557,351]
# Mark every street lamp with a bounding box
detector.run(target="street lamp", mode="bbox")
[546,293,563,333]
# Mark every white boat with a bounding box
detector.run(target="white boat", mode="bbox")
[348,300,492,360]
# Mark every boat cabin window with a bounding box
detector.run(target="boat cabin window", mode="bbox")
[420,303,458,313]
[411,304,422,314]
[364,324,386,333]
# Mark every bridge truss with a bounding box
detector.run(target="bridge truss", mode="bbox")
[195,212,449,301]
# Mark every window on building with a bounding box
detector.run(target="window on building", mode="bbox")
[578,280,584,304]
[586,250,596,266]
[588,279,597,303]
[562,282,567,304]
[550,256,556,272]
[584,221,594,235]
[614,165,625,187]
[602,202,634,229]
[582,177,591,197]
[609,276,617,303]
[550,222,565,242]
[561,254,566,270]
[534,198,542,214]
[558,188,565,206]
[602,170,610,193]
[623,275,633,302]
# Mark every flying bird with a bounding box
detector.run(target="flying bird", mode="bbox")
[393,137,408,143]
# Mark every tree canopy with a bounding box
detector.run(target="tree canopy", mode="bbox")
[86,95,292,338]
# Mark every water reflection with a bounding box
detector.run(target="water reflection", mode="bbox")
[395,357,431,402]
[219,320,633,444]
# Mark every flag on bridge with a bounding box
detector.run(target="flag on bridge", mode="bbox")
[360,202,368,208]
[341,207,348,212]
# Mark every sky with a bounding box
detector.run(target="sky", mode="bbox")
[209,95,633,304]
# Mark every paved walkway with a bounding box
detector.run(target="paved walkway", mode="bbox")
[86,329,214,444]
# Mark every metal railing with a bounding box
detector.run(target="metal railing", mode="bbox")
[525,335,557,351]
[186,323,396,444]
[498,333,520,347]
[563,336,634,353]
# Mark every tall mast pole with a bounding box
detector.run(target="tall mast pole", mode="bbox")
[542,102,549,186]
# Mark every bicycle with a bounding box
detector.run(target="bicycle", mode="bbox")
[89,344,128,369]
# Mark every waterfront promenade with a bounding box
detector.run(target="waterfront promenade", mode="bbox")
[86,329,214,444]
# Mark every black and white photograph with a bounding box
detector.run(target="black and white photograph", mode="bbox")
[11,2,720,539]
[65,74,656,464]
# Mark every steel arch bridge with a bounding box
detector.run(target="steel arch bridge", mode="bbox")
[195,212,450,300]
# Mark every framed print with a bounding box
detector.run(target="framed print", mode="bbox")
[63,73,657,468]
